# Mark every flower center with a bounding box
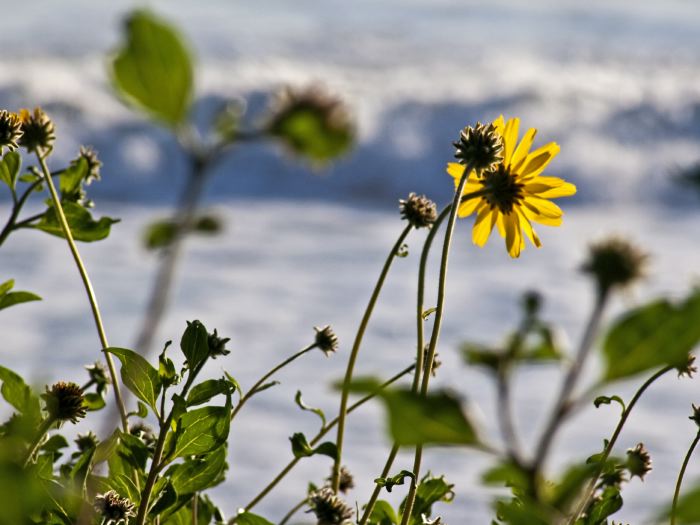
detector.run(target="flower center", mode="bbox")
[481,165,523,214]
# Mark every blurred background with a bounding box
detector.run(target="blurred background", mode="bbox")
[1,0,699,523]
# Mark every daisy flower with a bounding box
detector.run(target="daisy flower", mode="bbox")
[448,115,576,258]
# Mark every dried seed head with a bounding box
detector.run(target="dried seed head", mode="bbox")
[129,422,157,449]
[690,404,700,428]
[453,121,504,172]
[307,487,354,525]
[400,193,437,229]
[266,85,355,164]
[74,145,102,184]
[421,346,442,377]
[626,442,652,480]
[207,328,231,359]
[677,354,697,379]
[581,237,647,294]
[326,466,355,494]
[85,361,111,394]
[19,107,55,153]
[94,490,136,525]
[75,431,98,452]
[314,325,339,356]
[0,109,23,154]
[42,381,87,424]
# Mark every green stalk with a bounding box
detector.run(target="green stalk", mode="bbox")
[22,416,55,467]
[331,224,413,492]
[278,497,307,525]
[400,165,477,525]
[359,204,452,524]
[231,343,317,421]
[671,430,700,525]
[567,364,674,524]
[237,364,415,519]
[36,152,129,431]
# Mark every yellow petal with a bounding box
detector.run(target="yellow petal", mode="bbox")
[496,212,506,238]
[520,142,560,179]
[492,115,505,136]
[458,195,484,217]
[447,162,465,181]
[511,127,537,170]
[502,118,519,166]
[504,213,522,258]
[472,206,497,247]
[517,208,542,247]
[520,197,563,226]
[525,179,577,199]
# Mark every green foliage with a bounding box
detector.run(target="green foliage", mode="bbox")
[662,482,700,523]
[0,279,41,311]
[108,347,162,413]
[368,500,399,525]
[0,151,21,192]
[143,214,223,250]
[399,475,454,525]
[165,403,231,459]
[234,511,275,525]
[187,378,237,407]
[374,470,415,492]
[111,10,194,126]
[289,432,337,460]
[34,201,119,242]
[167,446,227,495]
[294,390,326,427]
[180,320,211,371]
[603,289,700,382]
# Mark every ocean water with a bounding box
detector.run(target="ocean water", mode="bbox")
[1,1,699,523]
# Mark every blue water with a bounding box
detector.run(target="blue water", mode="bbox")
[1,1,699,523]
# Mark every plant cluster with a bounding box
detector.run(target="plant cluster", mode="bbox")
[1,8,699,525]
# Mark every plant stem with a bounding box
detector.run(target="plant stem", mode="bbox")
[358,444,400,525]
[359,204,453,524]
[671,429,700,525]
[236,364,415,519]
[531,289,609,482]
[278,497,307,525]
[568,365,674,524]
[331,224,413,492]
[135,360,204,525]
[36,152,129,431]
[400,165,477,525]
[22,416,55,467]
[0,176,46,247]
[231,343,317,421]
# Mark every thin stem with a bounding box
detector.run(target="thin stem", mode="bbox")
[135,360,204,525]
[36,152,129,431]
[671,430,700,525]
[0,176,46,247]
[192,493,198,525]
[231,343,317,421]
[331,224,413,492]
[22,416,55,467]
[358,445,400,525]
[401,165,477,525]
[236,364,415,519]
[569,365,674,524]
[278,497,307,525]
[532,289,609,479]
[497,361,523,463]
[359,206,452,524]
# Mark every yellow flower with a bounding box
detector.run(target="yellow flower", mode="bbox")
[447,115,576,258]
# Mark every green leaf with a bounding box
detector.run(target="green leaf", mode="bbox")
[294,390,326,427]
[383,389,480,447]
[593,395,626,413]
[660,482,700,524]
[0,365,41,417]
[374,470,415,493]
[166,404,230,459]
[34,201,119,242]
[289,432,337,460]
[143,219,177,250]
[400,475,454,525]
[167,445,227,494]
[368,500,398,525]
[0,151,21,191]
[148,479,177,516]
[180,320,210,371]
[584,486,622,524]
[186,378,236,407]
[482,461,529,492]
[234,511,275,525]
[0,279,41,312]
[0,279,13,296]
[546,462,597,512]
[84,392,106,411]
[250,380,280,396]
[462,343,501,372]
[94,430,120,464]
[422,307,437,320]
[111,10,193,126]
[603,290,700,382]
[107,347,161,412]
[59,158,87,198]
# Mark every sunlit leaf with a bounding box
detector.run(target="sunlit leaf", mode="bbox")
[294,390,326,427]
[0,151,21,191]
[34,201,119,242]
[180,320,210,371]
[166,404,230,458]
[111,10,193,126]
[107,347,161,412]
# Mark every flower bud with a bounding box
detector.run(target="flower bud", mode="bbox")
[307,487,354,525]
[19,107,55,153]
[453,121,504,172]
[42,381,87,424]
[581,237,647,294]
[314,325,339,356]
[400,193,437,229]
[625,442,652,480]
[0,109,22,154]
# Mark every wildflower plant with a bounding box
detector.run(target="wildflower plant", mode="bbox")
[1,8,700,525]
